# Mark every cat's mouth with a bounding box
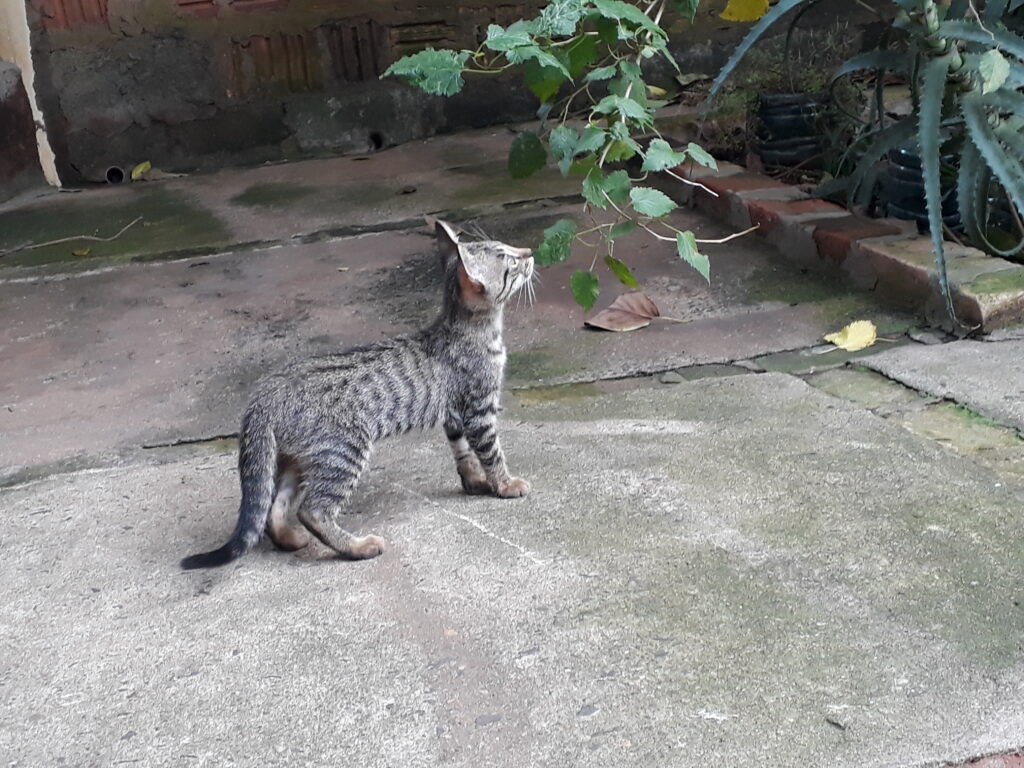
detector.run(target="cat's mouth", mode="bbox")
[513,257,537,309]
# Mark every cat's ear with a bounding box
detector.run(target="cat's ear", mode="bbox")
[433,219,461,264]
[457,259,486,303]
[433,218,485,302]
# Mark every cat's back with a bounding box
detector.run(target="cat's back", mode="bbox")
[248,333,447,430]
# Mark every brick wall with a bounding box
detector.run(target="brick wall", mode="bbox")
[25,0,549,182]
[22,0,885,184]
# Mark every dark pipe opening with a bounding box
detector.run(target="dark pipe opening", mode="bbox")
[369,132,384,151]
[105,166,125,184]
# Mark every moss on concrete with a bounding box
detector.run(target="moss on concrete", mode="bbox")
[228,182,317,208]
[899,402,1024,453]
[506,345,582,384]
[966,268,1024,295]
[511,382,603,407]
[806,367,930,411]
[228,181,398,215]
[743,260,868,307]
[0,187,231,268]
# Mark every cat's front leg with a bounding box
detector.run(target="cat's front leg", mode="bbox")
[444,418,491,495]
[462,397,530,499]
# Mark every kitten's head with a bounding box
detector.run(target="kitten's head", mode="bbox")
[435,220,535,312]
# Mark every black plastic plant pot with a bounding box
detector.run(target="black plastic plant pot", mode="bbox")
[753,93,830,170]
[881,144,960,232]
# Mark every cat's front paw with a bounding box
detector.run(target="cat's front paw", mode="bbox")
[496,477,531,498]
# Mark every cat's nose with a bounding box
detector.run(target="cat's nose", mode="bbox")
[512,247,532,260]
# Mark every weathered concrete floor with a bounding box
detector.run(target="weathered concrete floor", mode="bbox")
[0,126,914,484]
[2,126,1024,767]
[3,375,1023,767]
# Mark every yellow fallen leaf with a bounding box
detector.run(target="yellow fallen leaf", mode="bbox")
[720,0,770,22]
[130,161,152,181]
[824,320,877,352]
[646,84,668,97]
[71,248,91,257]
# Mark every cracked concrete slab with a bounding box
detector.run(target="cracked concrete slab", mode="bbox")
[2,375,1022,767]
[862,340,1024,431]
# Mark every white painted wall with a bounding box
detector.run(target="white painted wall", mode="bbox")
[0,0,60,186]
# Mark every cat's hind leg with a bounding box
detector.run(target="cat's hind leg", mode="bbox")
[265,463,311,552]
[296,436,385,560]
[444,420,491,495]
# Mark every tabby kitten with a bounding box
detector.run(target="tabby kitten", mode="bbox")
[181,220,535,570]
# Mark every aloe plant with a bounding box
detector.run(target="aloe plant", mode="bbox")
[709,0,1024,327]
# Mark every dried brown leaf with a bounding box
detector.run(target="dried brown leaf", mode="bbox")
[584,291,661,332]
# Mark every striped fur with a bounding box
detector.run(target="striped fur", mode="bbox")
[180,221,534,570]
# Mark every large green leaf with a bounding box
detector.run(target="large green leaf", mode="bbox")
[608,220,638,239]
[508,131,547,178]
[582,168,607,207]
[585,65,618,82]
[978,50,1011,94]
[382,49,471,96]
[629,187,677,217]
[641,138,687,171]
[523,60,568,102]
[507,45,571,78]
[595,15,620,44]
[918,53,956,324]
[564,35,599,79]
[571,269,601,309]
[483,24,533,52]
[592,0,666,39]
[576,125,607,154]
[593,94,653,123]
[686,142,718,170]
[603,170,632,204]
[676,231,710,283]
[549,124,579,176]
[534,0,586,37]
[605,255,640,288]
[535,218,577,265]
[583,168,631,208]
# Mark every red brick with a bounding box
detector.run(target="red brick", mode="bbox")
[231,0,289,12]
[811,215,903,265]
[691,172,788,220]
[745,198,845,235]
[174,0,218,18]
[33,0,107,29]
[701,172,788,198]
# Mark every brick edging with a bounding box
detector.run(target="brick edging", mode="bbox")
[660,161,1024,332]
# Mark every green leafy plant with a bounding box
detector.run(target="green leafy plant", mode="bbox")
[384,0,752,311]
[709,0,1024,328]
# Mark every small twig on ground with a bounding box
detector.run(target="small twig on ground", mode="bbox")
[0,216,143,258]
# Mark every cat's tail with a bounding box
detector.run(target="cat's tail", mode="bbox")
[180,414,277,570]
